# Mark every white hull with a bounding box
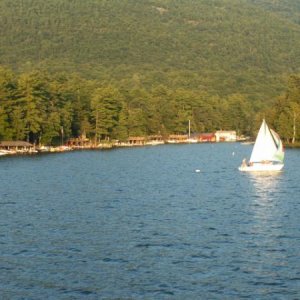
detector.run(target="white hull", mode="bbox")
[0,150,15,155]
[187,138,198,143]
[239,163,284,172]
[145,141,164,146]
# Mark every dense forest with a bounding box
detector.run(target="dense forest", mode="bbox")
[1,0,300,144]
[1,66,300,145]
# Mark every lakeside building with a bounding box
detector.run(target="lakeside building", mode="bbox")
[215,131,237,142]
[68,136,91,149]
[0,141,35,154]
[197,133,216,142]
[0,130,238,156]
[146,135,164,145]
[128,136,146,146]
[167,134,188,143]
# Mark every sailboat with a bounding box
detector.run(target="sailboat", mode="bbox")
[239,119,284,172]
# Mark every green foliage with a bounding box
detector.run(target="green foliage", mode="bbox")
[264,74,300,143]
[1,0,300,99]
[10,107,26,140]
[224,94,254,135]
[1,1,300,143]
[17,72,45,141]
[91,86,123,141]
[0,66,299,144]
[112,103,129,141]
[0,106,11,140]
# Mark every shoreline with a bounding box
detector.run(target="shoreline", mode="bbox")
[1,140,300,158]
[0,140,232,157]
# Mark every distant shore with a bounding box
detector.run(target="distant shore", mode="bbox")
[285,142,300,148]
[0,140,238,157]
[1,140,300,158]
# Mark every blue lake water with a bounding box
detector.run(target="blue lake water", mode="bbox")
[0,143,300,299]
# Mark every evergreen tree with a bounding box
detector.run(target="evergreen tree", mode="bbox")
[16,71,48,142]
[0,66,16,140]
[91,86,122,141]
[112,103,129,141]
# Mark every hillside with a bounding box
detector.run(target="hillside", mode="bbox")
[1,0,300,99]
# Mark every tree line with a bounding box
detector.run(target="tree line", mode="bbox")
[1,65,299,145]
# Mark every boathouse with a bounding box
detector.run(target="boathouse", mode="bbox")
[167,134,188,143]
[0,141,34,153]
[146,135,164,145]
[128,136,146,146]
[68,135,91,149]
[215,131,237,142]
[198,133,216,142]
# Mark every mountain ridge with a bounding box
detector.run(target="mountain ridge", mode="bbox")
[1,0,300,99]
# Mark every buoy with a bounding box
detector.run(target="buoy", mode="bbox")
[232,151,235,156]
[195,169,201,173]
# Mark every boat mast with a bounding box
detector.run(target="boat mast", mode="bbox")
[293,111,296,144]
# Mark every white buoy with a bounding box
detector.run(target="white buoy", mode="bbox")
[232,151,235,156]
[195,169,201,173]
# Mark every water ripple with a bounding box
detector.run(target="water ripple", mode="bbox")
[0,144,299,299]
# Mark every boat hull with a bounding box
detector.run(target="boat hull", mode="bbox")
[239,163,284,172]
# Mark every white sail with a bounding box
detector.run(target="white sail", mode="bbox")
[270,129,284,163]
[239,119,284,172]
[249,119,278,163]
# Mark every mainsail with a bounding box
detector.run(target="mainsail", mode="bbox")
[249,119,284,163]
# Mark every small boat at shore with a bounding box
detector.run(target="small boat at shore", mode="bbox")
[240,141,254,145]
[0,149,16,156]
[0,150,7,156]
[239,119,284,172]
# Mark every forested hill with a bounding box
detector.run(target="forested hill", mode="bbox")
[1,0,300,99]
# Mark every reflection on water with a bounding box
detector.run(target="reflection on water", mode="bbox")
[249,172,282,203]
[248,172,283,237]
[247,172,289,294]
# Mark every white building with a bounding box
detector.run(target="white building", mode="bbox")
[215,131,237,142]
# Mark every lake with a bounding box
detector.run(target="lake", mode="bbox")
[0,143,299,299]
